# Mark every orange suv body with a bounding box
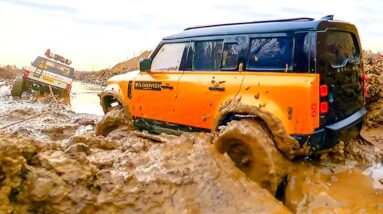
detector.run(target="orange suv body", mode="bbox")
[101,17,367,154]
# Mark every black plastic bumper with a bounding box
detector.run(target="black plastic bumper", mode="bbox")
[293,107,367,152]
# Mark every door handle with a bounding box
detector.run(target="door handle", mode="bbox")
[208,86,225,91]
[161,84,173,90]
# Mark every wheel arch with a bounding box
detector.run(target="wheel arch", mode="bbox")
[99,84,129,116]
[214,98,308,159]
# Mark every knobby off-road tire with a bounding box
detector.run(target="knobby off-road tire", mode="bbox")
[11,76,25,97]
[214,119,291,195]
[95,108,131,137]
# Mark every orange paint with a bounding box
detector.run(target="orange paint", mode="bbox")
[107,70,320,135]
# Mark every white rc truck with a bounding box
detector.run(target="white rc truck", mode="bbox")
[11,49,74,97]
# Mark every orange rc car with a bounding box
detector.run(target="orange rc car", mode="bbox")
[97,15,367,195]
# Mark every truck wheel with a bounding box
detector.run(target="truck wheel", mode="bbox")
[11,76,25,97]
[214,119,291,194]
[95,108,131,137]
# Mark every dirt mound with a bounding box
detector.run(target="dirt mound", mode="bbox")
[0,66,22,80]
[363,57,383,128]
[75,51,151,85]
[0,131,289,213]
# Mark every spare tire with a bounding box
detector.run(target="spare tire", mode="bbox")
[11,76,25,97]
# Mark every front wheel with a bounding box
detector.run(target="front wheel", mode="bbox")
[11,76,25,97]
[214,119,291,194]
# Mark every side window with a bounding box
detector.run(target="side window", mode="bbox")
[192,40,223,71]
[293,32,313,73]
[247,37,293,71]
[221,43,239,70]
[151,43,186,71]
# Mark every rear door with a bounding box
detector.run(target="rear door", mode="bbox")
[174,38,245,129]
[130,42,186,122]
[317,30,364,124]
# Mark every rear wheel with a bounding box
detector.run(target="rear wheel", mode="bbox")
[11,76,25,97]
[214,119,291,194]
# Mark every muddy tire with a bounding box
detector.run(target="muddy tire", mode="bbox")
[95,108,131,137]
[11,76,25,97]
[214,119,291,194]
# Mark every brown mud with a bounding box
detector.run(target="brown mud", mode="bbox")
[0,131,290,213]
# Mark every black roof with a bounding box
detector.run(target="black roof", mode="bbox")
[163,18,353,40]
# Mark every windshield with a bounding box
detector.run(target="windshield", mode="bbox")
[151,43,186,71]
[32,57,74,78]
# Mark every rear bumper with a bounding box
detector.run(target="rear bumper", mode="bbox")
[293,107,367,152]
[23,77,67,91]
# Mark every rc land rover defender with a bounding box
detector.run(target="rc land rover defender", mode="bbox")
[97,16,367,195]
[11,49,74,97]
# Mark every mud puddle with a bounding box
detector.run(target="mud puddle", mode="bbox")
[70,81,104,115]
[286,161,383,213]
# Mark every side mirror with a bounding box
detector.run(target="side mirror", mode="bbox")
[139,58,151,72]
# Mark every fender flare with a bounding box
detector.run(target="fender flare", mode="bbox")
[99,84,131,119]
[213,97,309,159]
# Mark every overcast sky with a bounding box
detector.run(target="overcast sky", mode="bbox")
[1,0,382,71]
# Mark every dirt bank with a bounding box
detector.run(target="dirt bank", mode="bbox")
[0,67,22,80]
[75,51,150,86]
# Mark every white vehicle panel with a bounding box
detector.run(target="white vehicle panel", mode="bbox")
[26,65,73,90]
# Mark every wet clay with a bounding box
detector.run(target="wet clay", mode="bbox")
[0,132,290,213]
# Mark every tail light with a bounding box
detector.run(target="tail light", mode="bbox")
[66,83,71,90]
[319,84,329,114]
[23,70,30,77]
[320,85,328,97]
[320,102,328,114]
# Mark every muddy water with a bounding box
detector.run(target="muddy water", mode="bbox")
[286,162,383,213]
[70,81,104,115]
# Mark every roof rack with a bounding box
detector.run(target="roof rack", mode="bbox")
[184,17,315,31]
